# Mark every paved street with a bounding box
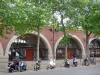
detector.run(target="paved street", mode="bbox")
[1,65,100,75]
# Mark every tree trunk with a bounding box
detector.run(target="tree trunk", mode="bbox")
[61,14,67,59]
[36,25,40,61]
[85,32,89,58]
[61,15,66,38]
[65,45,67,59]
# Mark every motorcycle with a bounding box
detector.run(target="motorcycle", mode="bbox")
[20,61,27,72]
[8,62,14,73]
[47,64,55,70]
[64,60,70,68]
[73,58,78,67]
[20,65,27,72]
[47,60,55,70]
[82,58,89,66]
[34,60,41,71]
[73,62,77,67]
[8,66,13,73]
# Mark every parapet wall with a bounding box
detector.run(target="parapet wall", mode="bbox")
[0,56,8,72]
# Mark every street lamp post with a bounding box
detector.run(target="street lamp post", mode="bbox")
[53,24,55,60]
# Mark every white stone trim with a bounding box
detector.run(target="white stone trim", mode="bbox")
[31,32,53,60]
[0,42,3,56]
[5,33,52,60]
[5,35,18,56]
[54,34,85,58]
[89,37,96,44]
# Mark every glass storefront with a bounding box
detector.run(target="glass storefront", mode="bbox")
[89,39,100,57]
[9,34,48,61]
[56,48,65,59]
[56,38,82,59]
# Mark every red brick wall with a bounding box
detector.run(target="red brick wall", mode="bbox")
[0,32,14,56]
[0,27,94,56]
[41,28,94,54]
[41,27,63,54]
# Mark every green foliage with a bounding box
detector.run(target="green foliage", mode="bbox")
[0,0,51,36]
[70,0,100,36]
[60,34,72,45]
[0,0,100,39]
[46,0,100,46]
[66,0,100,55]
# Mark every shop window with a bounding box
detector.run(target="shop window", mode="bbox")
[56,49,65,59]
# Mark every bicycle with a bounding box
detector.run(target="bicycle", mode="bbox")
[82,56,96,66]
[89,57,96,65]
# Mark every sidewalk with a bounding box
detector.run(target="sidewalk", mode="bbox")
[27,59,100,71]
[25,59,100,73]
[0,59,100,73]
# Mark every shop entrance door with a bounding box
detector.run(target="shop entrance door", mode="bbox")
[26,49,34,61]
[67,48,72,59]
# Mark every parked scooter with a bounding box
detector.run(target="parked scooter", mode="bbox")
[8,62,14,73]
[47,59,55,70]
[8,61,19,73]
[34,60,41,71]
[82,58,89,66]
[64,59,70,68]
[73,58,78,67]
[73,62,77,67]
[19,61,27,72]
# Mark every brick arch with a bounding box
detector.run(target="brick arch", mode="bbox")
[5,32,52,60]
[0,42,3,56]
[54,34,85,58]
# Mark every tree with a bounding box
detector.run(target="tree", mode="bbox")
[0,0,51,60]
[0,0,13,37]
[47,0,100,58]
[46,0,76,59]
[69,0,100,57]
